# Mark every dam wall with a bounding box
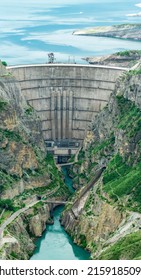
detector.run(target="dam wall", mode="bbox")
[8,64,127,147]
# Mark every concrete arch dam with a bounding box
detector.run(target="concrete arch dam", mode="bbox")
[8,64,127,160]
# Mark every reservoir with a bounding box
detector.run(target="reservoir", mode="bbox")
[1,0,141,65]
[31,167,90,260]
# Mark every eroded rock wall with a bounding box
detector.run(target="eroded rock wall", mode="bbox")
[61,70,141,259]
[0,63,70,259]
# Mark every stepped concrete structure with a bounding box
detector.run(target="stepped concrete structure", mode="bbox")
[8,64,127,162]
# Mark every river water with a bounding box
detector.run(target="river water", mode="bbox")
[31,167,90,260]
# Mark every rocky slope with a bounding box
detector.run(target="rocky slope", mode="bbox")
[0,62,70,259]
[0,202,51,260]
[84,50,141,68]
[61,68,141,260]
[73,24,141,40]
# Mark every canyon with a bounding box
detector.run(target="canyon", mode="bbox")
[0,57,141,259]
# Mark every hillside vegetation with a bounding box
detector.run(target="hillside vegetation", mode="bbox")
[0,62,70,259]
[61,68,141,260]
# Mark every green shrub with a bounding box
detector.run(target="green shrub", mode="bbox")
[98,231,141,260]
[79,234,87,248]
[1,61,7,66]
[0,128,22,142]
[0,98,8,110]
[116,49,141,57]
[103,153,141,211]
[128,69,141,76]
[116,96,141,138]
[25,106,34,115]
[0,199,16,211]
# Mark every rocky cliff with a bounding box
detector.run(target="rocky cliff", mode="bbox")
[83,50,141,68]
[0,202,51,260]
[0,63,70,259]
[61,68,141,260]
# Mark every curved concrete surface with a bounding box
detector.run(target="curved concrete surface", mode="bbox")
[8,64,127,146]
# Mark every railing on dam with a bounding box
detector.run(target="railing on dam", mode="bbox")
[7,64,127,158]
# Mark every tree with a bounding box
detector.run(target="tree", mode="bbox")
[1,61,7,66]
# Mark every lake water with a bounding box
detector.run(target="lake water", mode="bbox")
[1,0,141,65]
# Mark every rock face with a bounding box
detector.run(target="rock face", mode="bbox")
[0,67,45,199]
[61,69,141,260]
[84,50,141,68]
[29,204,51,237]
[0,63,70,259]
[0,63,69,200]
[73,24,141,40]
[0,203,51,260]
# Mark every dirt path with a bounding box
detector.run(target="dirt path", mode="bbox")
[0,183,68,249]
[0,198,39,241]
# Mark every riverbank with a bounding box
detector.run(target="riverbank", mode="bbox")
[31,167,90,260]
[31,206,90,260]
[73,24,141,41]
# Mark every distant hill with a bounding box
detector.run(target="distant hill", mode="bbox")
[73,24,141,41]
[83,50,141,68]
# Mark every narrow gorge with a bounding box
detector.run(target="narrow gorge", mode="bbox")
[0,57,141,260]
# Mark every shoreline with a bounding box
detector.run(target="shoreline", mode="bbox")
[74,33,141,42]
[73,24,141,41]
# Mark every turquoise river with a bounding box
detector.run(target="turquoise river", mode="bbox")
[30,167,90,260]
